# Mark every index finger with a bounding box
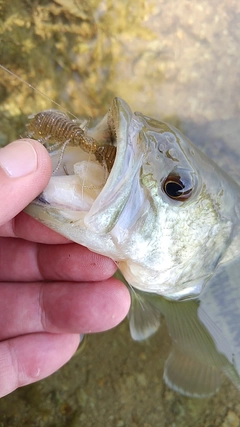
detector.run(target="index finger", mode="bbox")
[0,212,70,244]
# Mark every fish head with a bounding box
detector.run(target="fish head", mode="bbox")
[121,109,237,299]
[26,98,238,300]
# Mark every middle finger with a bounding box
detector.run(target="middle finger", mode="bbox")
[0,237,117,282]
[0,279,130,340]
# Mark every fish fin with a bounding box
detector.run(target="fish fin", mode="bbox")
[114,269,161,341]
[160,298,230,397]
[163,345,221,397]
[198,259,240,391]
[128,289,161,341]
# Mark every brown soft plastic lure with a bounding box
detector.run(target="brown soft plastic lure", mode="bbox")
[27,109,116,172]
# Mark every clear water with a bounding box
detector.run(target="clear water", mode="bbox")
[1,0,240,426]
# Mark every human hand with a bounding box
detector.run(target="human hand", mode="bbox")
[0,139,130,397]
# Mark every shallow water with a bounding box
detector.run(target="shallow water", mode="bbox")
[1,0,240,426]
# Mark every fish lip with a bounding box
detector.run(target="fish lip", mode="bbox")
[84,98,146,233]
[35,194,50,205]
[33,97,134,209]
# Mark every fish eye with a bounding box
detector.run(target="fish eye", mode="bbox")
[163,172,193,201]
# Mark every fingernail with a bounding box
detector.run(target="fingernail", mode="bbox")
[0,140,38,178]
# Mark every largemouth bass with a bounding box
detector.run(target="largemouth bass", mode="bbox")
[26,97,240,300]
[25,98,240,397]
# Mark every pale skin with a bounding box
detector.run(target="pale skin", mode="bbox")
[0,139,130,398]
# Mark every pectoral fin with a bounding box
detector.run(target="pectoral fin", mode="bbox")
[163,345,221,397]
[161,297,240,397]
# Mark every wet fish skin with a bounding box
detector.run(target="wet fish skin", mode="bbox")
[24,98,240,397]
[25,98,240,301]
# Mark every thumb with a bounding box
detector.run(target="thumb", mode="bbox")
[0,139,52,226]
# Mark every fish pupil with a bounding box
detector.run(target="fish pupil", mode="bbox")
[163,173,193,201]
[165,181,183,198]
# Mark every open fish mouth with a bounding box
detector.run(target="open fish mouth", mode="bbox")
[32,97,144,230]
